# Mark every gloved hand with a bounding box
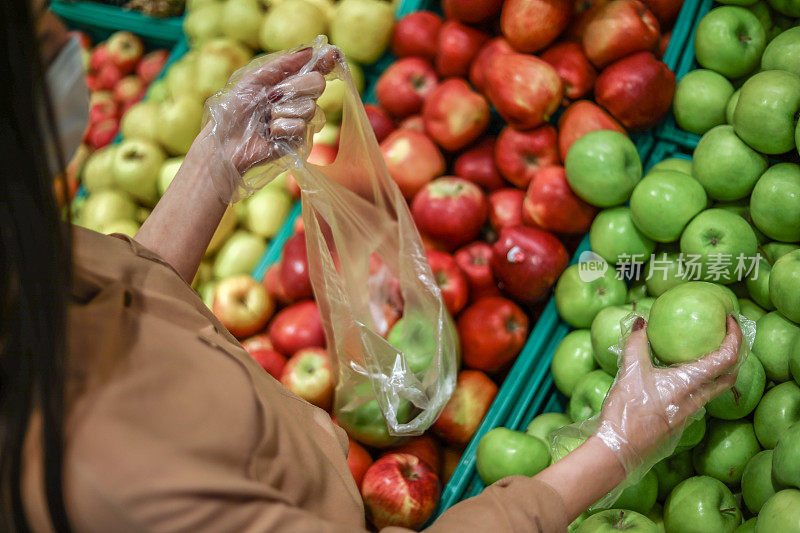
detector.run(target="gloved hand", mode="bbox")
[194,39,340,202]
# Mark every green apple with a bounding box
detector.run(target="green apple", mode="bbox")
[653,450,694,502]
[244,187,292,239]
[78,189,138,232]
[717,0,759,5]
[767,0,800,16]
[628,281,649,303]
[157,96,204,156]
[736,518,757,533]
[476,427,550,485]
[317,60,364,122]
[336,381,412,447]
[591,304,635,374]
[568,370,613,422]
[754,381,800,448]
[259,0,327,52]
[205,206,238,257]
[147,79,167,103]
[551,433,588,463]
[645,252,688,297]
[746,242,800,310]
[692,419,761,485]
[157,157,184,197]
[647,282,733,364]
[673,70,736,135]
[734,70,800,154]
[551,330,598,397]
[630,171,708,241]
[747,1,773,33]
[754,489,800,532]
[165,55,202,101]
[386,315,436,375]
[590,207,655,264]
[183,1,224,46]
[82,145,117,193]
[314,122,340,146]
[526,412,572,444]
[649,157,692,176]
[762,27,800,75]
[663,476,742,533]
[694,6,766,78]
[742,450,780,514]
[571,512,591,532]
[680,208,759,284]
[330,0,394,64]
[750,163,800,243]
[119,100,160,143]
[739,298,766,322]
[770,249,800,323]
[555,263,628,328]
[791,340,800,385]
[773,421,800,488]
[725,89,740,124]
[753,311,799,383]
[708,352,766,419]
[99,218,140,237]
[646,503,666,533]
[212,230,266,279]
[565,130,642,208]
[632,297,655,317]
[578,510,658,532]
[692,126,767,201]
[675,416,708,453]
[113,139,166,206]
[610,471,659,515]
[220,0,263,49]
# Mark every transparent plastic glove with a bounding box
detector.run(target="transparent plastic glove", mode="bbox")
[552,313,756,508]
[196,37,339,202]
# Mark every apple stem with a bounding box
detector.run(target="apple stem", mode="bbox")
[616,511,626,529]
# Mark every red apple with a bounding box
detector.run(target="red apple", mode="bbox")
[454,242,501,301]
[388,435,442,475]
[469,37,514,94]
[494,124,560,189]
[490,226,569,303]
[523,165,596,233]
[364,104,396,143]
[488,188,526,231]
[88,91,118,124]
[583,0,660,68]
[361,453,440,530]
[458,297,529,372]
[213,275,275,339]
[642,0,682,27]
[242,334,288,379]
[658,30,671,59]
[96,62,123,91]
[442,447,461,484]
[86,73,101,92]
[595,51,675,130]
[268,300,325,355]
[501,0,573,53]
[411,177,488,250]
[433,370,498,444]
[422,79,490,152]
[427,250,469,315]
[263,263,291,304]
[399,115,425,132]
[557,100,626,160]
[569,0,612,40]
[485,53,563,131]
[105,31,144,75]
[541,42,597,101]
[442,0,502,22]
[391,11,443,60]
[136,49,169,84]
[89,44,109,72]
[279,232,313,302]
[380,129,445,200]
[453,137,506,191]
[376,57,438,119]
[280,347,334,410]
[434,21,490,78]
[113,75,145,105]
[347,439,373,490]
[86,118,119,150]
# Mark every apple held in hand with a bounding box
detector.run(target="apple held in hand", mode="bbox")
[582,0,661,68]
[213,275,275,339]
[695,6,766,79]
[769,249,800,324]
[523,165,597,235]
[494,124,560,188]
[734,70,800,155]
[630,170,708,242]
[541,42,597,102]
[391,11,441,60]
[485,53,564,131]
[500,0,573,53]
[411,177,488,249]
[469,38,514,94]
[551,329,598,397]
[488,188,525,231]
[707,353,766,420]
[280,347,334,411]
[590,206,655,265]
[750,163,800,243]
[476,427,550,485]
[590,304,635,374]
[453,137,506,191]
[427,250,469,315]
[663,476,742,533]
[557,100,626,161]
[692,125,767,202]
[423,79,490,152]
[434,21,490,78]
[458,297,529,373]
[376,58,438,119]
[577,509,658,532]
[673,69,736,135]
[268,300,325,356]
[454,242,500,301]
[361,453,440,530]
[555,262,627,328]
[433,370,498,445]
[380,129,445,200]
[242,334,287,379]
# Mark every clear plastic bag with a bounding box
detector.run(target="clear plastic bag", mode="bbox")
[204,37,458,438]
[551,310,756,509]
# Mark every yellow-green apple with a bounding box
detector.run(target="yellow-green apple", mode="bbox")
[195,39,250,99]
[155,95,203,156]
[500,0,573,53]
[523,165,597,234]
[82,145,118,193]
[734,70,800,154]
[245,187,292,239]
[494,124,560,188]
[488,188,525,231]
[761,27,800,75]
[280,347,334,410]
[458,296,528,373]
[434,21,489,78]
[335,381,412,447]
[99,219,140,237]
[411,177,488,249]
[112,138,166,206]
[551,329,599,396]
[184,2,224,46]
[376,57,438,119]
[750,164,800,243]
[212,230,266,279]
[582,0,661,68]
[591,304,635,374]
[157,157,184,197]
[361,453,440,529]
[241,334,287,379]
[755,490,800,532]
[695,6,766,78]
[347,438,373,490]
[663,476,742,533]
[673,69,735,135]
[422,79,490,152]
[742,450,780,514]
[692,419,761,485]
[565,129,641,207]
[554,262,628,328]
[568,369,613,421]
[391,11,442,60]
[268,300,325,356]
[610,471,658,514]
[653,450,694,501]
[490,225,569,303]
[753,311,799,382]
[590,206,656,264]
[769,249,800,323]
[693,124,769,201]
[557,100,626,161]
[432,370,498,445]
[387,315,437,375]
[630,170,708,242]
[526,412,572,443]
[260,0,326,52]
[220,0,262,48]
[212,274,275,338]
[106,31,144,74]
[773,421,800,488]
[330,0,393,64]
[541,42,597,102]
[594,52,676,131]
[707,353,766,419]
[485,52,563,131]
[443,0,502,23]
[476,427,550,485]
[469,37,514,94]
[453,138,506,192]
[454,242,500,302]
[754,381,800,448]
[119,100,159,143]
[380,129,445,200]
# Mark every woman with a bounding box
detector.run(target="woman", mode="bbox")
[2,0,743,531]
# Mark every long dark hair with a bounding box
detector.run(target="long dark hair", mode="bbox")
[1,0,72,530]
